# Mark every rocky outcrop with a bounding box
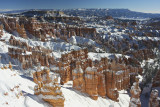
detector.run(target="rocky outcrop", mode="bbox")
[84,67,98,100]
[72,61,85,92]
[129,77,141,107]
[57,49,137,102]
[97,73,106,98]
[149,89,160,107]
[16,23,27,39]
[105,70,119,102]
[9,62,12,70]
[8,36,54,69]
[59,48,88,84]
[0,16,98,42]
[0,24,3,37]
[34,67,65,107]
[66,27,97,37]
[59,62,71,85]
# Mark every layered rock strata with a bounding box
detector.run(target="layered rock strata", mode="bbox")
[34,67,65,107]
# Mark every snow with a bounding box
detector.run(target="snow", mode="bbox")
[68,36,99,46]
[61,81,130,107]
[73,67,83,74]
[0,68,49,107]
[85,67,97,72]
[116,70,124,75]
[0,41,8,53]
[88,52,129,61]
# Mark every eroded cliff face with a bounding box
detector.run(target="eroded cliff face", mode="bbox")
[1,17,142,102]
[97,73,106,98]
[0,24,3,38]
[129,77,141,107]
[72,61,85,92]
[8,36,54,69]
[70,58,131,101]
[57,48,142,102]
[7,37,141,102]
[0,16,97,42]
[84,67,98,100]
[33,67,65,107]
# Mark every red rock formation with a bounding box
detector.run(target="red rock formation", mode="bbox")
[105,70,119,102]
[0,24,3,37]
[59,62,71,85]
[72,61,85,92]
[97,73,106,98]
[34,67,65,107]
[129,77,141,107]
[84,67,98,100]
[16,23,27,38]
[128,66,139,86]
[9,62,12,70]
[149,89,160,107]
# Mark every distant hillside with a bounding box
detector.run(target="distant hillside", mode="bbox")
[1,9,160,19]
[62,9,160,19]
[0,9,29,14]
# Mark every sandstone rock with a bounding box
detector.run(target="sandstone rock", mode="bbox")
[0,24,3,37]
[129,77,141,107]
[72,61,85,92]
[84,67,98,100]
[34,67,65,107]
[105,70,119,102]
[9,62,12,70]
[97,73,106,98]
[60,63,71,85]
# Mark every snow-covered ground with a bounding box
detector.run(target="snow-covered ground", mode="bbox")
[88,52,130,61]
[0,68,50,107]
[68,36,99,46]
[62,81,130,107]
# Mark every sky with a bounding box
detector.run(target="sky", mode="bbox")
[0,0,160,13]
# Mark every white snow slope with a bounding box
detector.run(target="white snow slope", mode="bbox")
[0,68,50,107]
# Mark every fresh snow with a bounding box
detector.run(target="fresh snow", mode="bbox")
[62,81,130,107]
[88,52,130,61]
[68,36,99,46]
[0,68,50,107]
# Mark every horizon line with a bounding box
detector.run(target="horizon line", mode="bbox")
[0,8,160,14]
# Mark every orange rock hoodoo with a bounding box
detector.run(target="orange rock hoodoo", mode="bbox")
[33,67,65,107]
[8,37,141,102]
[0,24,3,37]
[9,62,12,70]
[57,48,143,102]
[84,67,99,100]
[6,32,142,102]
[8,36,54,69]
[72,61,85,92]
[129,77,141,107]
[0,16,97,42]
